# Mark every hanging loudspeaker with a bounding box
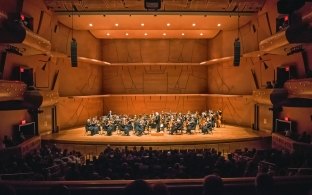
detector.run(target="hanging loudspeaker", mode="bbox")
[233,38,240,66]
[71,38,78,67]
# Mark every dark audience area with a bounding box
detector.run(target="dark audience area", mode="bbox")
[1,144,312,181]
[0,144,311,195]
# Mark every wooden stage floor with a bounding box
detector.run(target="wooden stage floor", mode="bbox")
[42,125,271,147]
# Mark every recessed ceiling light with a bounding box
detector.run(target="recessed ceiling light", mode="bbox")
[181,33,185,36]
[141,23,145,27]
[166,23,171,27]
[200,33,203,36]
[192,23,196,27]
[144,33,148,36]
[217,23,221,27]
[106,33,110,36]
[125,33,129,36]
[89,23,93,27]
[163,33,166,36]
[115,23,119,27]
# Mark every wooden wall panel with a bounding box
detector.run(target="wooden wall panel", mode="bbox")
[103,96,207,115]
[103,66,208,94]
[206,96,254,127]
[102,39,208,63]
[58,60,103,96]
[57,98,103,130]
[207,59,254,95]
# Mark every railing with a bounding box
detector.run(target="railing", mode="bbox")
[0,172,34,180]
[272,133,312,153]
[0,176,311,195]
[0,136,41,161]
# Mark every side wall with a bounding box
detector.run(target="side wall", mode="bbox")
[206,0,312,130]
[0,0,104,136]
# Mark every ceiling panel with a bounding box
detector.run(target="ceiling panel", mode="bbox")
[44,0,266,39]
[45,0,265,12]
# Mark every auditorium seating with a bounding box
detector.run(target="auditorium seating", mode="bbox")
[0,176,311,195]
[0,144,311,194]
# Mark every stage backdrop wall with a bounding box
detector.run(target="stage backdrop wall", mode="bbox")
[101,39,209,114]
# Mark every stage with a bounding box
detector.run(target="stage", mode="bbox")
[41,125,272,154]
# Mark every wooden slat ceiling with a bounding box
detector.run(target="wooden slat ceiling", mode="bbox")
[44,0,266,39]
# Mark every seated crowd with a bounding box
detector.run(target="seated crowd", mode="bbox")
[284,130,311,144]
[0,174,279,195]
[1,144,311,181]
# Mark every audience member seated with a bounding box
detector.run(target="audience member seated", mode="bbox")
[255,173,274,195]
[2,135,15,148]
[49,185,71,195]
[1,144,312,182]
[202,174,224,195]
[152,182,170,195]
[124,179,152,195]
[298,131,311,144]
[0,184,16,195]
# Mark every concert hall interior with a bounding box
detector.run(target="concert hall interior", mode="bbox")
[0,0,312,194]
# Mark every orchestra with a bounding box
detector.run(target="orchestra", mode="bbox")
[85,110,222,136]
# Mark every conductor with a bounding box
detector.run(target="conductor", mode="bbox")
[155,112,161,132]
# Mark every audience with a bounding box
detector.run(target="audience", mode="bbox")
[0,184,16,195]
[0,144,311,195]
[1,144,312,182]
[152,182,170,195]
[49,185,71,195]
[202,174,224,195]
[124,179,152,195]
[2,135,15,148]
[255,173,274,195]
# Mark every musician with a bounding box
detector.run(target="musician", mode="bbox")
[85,117,100,135]
[170,118,183,135]
[216,110,222,128]
[201,118,212,134]
[104,119,115,136]
[155,112,161,132]
[107,110,113,118]
[118,117,131,136]
[134,118,145,136]
[186,117,196,134]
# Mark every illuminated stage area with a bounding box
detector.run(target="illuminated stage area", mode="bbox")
[41,125,271,155]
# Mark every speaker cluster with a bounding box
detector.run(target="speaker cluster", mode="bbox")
[233,38,240,66]
[71,38,77,67]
